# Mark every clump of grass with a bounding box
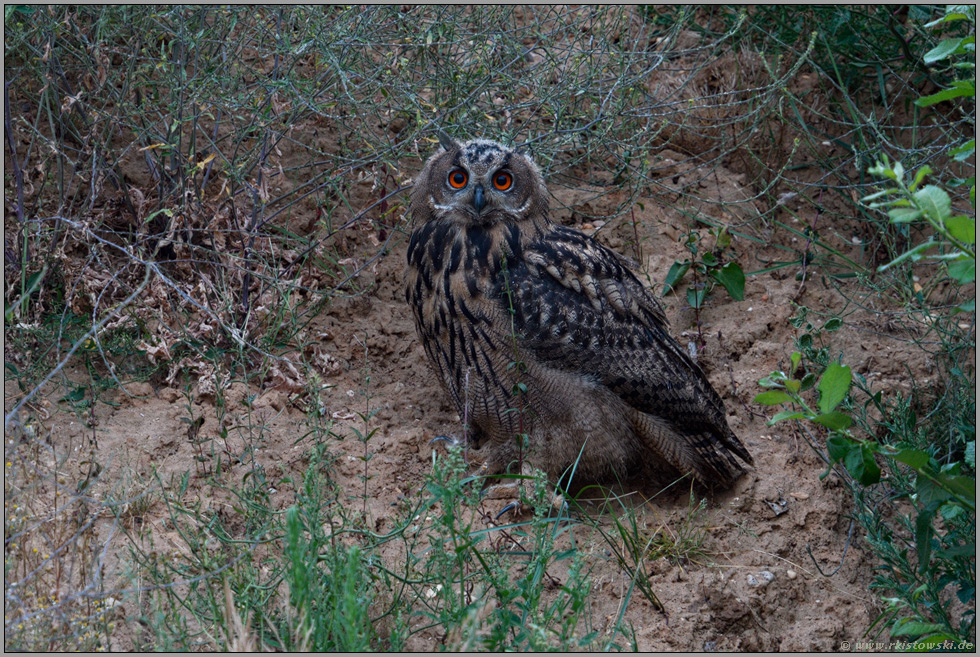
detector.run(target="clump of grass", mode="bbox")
[647,495,712,566]
[4,421,116,652]
[108,428,624,651]
[582,484,713,620]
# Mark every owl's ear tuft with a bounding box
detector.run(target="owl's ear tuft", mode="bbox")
[436,129,460,153]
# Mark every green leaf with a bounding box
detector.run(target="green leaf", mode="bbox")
[817,363,851,413]
[915,511,934,573]
[708,262,745,301]
[827,436,852,463]
[768,409,805,425]
[142,207,174,225]
[915,83,975,107]
[888,207,923,223]
[686,285,706,310]
[24,268,44,293]
[861,188,897,202]
[925,5,974,28]
[944,214,976,245]
[914,185,952,223]
[891,448,931,470]
[812,411,853,430]
[912,634,958,652]
[923,37,968,64]
[966,441,976,470]
[950,138,975,162]
[891,619,946,637]
[758,371,788,388]
[941,474,976,503]
[938,502,965,522]
[909,165,934,191]
[917,475,952,506]
[753,391,793,406]
[876,238,939,272]
[868,159,903,182]
[939,541,974,557]
[947,257,976,284]
[823,317,843,332]
[5,5,35,23]
[661,260,690,295]
[844,444,881,486]
[61,387,86,402]
[868,196,911,209]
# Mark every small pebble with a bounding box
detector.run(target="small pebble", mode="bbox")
[787,570,797,580]
[747,570,774,587]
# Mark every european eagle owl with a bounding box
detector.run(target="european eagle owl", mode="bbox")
[405,135,752,490]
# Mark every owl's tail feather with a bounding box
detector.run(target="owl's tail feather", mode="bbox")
[631,411,752,489]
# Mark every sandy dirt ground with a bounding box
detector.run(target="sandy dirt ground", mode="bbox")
[8,155,936,650]
[6,14,949,646]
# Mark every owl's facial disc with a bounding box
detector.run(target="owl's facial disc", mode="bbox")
[441,167,504,220]
[427,139,537,225]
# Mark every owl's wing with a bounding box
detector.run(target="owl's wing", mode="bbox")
[513,226,752,483]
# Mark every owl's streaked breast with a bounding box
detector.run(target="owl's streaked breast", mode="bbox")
[406,219,516,415]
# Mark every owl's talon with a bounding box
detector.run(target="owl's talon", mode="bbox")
[495,501,524,520]
[493,493,568,520]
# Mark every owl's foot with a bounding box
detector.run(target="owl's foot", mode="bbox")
[429,435,462,447]
[493,489,568,520]
[482,463,567,520]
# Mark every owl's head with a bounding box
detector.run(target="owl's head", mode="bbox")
[409,135,549,227]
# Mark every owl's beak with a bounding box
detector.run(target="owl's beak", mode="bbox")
[472,185,486,213]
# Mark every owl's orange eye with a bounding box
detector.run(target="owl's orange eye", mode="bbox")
[448,169,468,189]
[492,171,513,191]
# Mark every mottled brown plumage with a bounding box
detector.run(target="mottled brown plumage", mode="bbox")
[405,136,752,489]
